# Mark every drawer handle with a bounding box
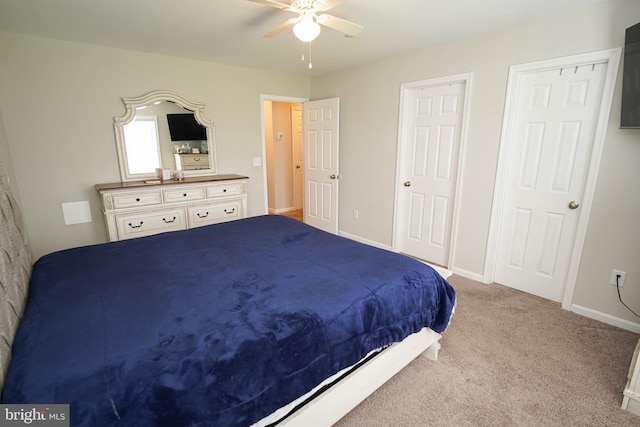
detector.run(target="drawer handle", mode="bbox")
[194,157,201,161]
[136,198,141,202]
[223,189,227,192]
[128,221,144,229]
[197,212,209,218]
[183,193,188,197]
[224,208,236,215]
[163,216,177,223]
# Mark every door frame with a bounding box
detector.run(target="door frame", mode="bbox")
[484,48,622,309]
[392,72,473,269]
[259,94,309,215]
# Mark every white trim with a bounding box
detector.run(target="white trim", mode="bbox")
[259,95,309,215]
[392,72,473,270]
[484,49,622,309]
[451,267,486,283]
[270,207,299,214]
[570,304,640,334]
[339,231,452,279]
[338,230,392,251]
[448,73,473,274]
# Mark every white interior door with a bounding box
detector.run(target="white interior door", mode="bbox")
[493,62,608,302]
[303,98,339,234]
[395,81,465,266]
[291,106,303,210]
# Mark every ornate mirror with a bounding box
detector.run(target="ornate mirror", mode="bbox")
[114,90,218,182]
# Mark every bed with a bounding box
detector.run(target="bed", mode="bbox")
[0,167,456,426]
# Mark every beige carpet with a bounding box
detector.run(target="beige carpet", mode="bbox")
[334,275,640,426]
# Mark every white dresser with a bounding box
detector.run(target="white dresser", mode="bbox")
[174,153,210,170]
[96,174,248,241]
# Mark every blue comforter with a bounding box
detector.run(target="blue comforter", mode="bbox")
[2,215,455,426]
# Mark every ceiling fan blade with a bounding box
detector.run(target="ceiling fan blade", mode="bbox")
[316,14,363,37]
[247,0,292,11]
[318,0,347,11]
[263,18,297,38]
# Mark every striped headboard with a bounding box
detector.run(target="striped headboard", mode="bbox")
[0,161,31,392]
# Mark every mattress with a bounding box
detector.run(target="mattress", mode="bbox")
[2,215,456,426]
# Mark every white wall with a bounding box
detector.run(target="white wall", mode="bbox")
[0,31,310,259]
[310,0,640,327]
[264,101,275,211]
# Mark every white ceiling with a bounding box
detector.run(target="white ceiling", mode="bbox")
[0,0,607,76]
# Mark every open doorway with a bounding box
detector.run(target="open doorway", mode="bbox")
[263,100,304,221]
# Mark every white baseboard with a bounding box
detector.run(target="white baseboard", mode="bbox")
[450,267,486,283]
[571,304,640,334]
[338,231,452,279]
[338,231,392,251]
[270,207,297,214]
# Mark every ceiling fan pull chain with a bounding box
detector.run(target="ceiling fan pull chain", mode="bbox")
[308,42,313,69]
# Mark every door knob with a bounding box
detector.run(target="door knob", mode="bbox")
[330,174,337,179]
[296,165,301,169]
[404,181,411,187]
[568,201,580,209]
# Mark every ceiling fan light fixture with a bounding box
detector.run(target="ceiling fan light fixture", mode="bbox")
[293,15,321,42]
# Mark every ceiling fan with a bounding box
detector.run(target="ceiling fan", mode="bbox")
[248,0,364,42]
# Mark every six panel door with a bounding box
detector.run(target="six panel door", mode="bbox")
[396,82,465,266]
[303,98,339,234]
[493,62,607,301]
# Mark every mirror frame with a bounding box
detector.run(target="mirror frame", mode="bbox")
[114,90,218,182]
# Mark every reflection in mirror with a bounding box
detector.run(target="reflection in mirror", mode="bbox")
[114,90,217,182]
[123,116,161,174]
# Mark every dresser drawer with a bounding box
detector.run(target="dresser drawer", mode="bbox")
[206,183,243,198]
[188,200,243,227]
[174,154,210,170]
[115,208,186,239]
[163,186,206,203]
[181,155,209,168]
[111,190,162,209]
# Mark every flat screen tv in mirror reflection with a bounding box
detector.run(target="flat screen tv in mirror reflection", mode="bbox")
[166,113,207,141]
[621,21,640,129]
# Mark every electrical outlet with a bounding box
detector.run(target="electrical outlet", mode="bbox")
[610,270,626,287]
[353,209,359,220]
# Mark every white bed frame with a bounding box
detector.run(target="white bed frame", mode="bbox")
[255,328,442,426]
[0,161,444,424]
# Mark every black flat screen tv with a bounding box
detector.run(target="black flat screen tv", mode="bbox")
[621,22,640,128]
[166,113,207,141]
